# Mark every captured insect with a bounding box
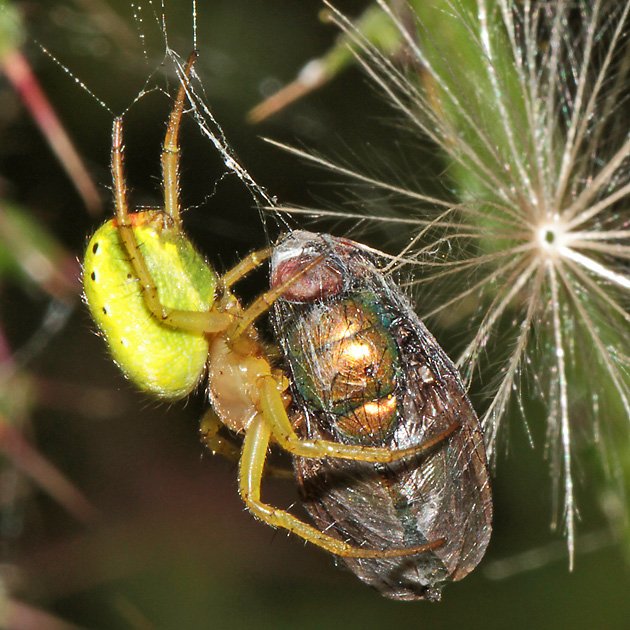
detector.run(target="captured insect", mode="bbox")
[82,52,491,599]
[271,231,492,600]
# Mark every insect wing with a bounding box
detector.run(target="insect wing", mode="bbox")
[295,315,491,600]
[393,308,492,583]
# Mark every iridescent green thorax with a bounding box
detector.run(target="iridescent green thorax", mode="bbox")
[83,211,218,398]
[285,293,402,445]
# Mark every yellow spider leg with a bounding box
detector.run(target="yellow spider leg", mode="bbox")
[220,247,272,289]
[227,254,326,340]
[111,118,232,334]
[162,51,198,225]
[201,407,292,478]
[200,408,241,462]
[109,57,276,339]
[110,55,235,334]
[258,374,459,463]
[240,414,445,558]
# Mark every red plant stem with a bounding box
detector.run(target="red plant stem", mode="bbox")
[1,49,101,215]
[0,418,99,525]
[3,598,87,630]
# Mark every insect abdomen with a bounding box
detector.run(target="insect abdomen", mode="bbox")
[286,295,401,445]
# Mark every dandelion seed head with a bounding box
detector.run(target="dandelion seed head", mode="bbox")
[314,0,630,564]
[536,216,572,260]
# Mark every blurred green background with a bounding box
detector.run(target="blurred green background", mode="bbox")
[0,0,628,628]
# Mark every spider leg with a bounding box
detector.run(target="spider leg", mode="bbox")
[220,247,272,288]
[110,117,232,333]
[226,253,326,340]
[108,51,279,338]
[257,374,459,464]
[200,408,241,462]
[162,51,198,224]
[109,52,232,335]
[239,413,445,558]
[201,407,293,478]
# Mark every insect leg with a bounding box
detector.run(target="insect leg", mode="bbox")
[240,414,446,558]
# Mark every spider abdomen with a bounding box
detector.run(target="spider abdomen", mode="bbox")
[83,210,217,398]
